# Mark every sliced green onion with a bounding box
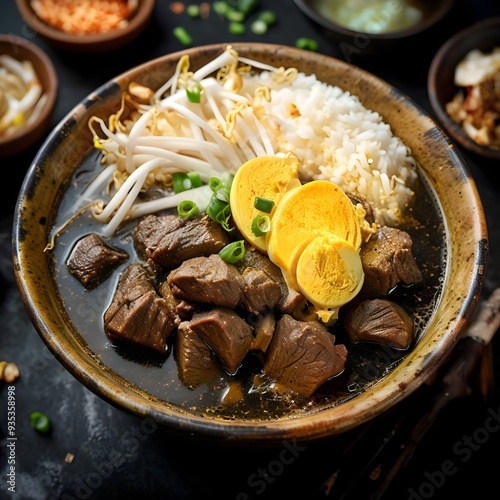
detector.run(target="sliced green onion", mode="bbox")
[228,21,245,35]
[206,195,229,221]
[186,4,201,17]
[30,411,51,433]
[172,172,190,193]
[209,176,222,192]
[173,26,193,46]
[254,196,275,213]
[250,19,267,35]
[219,240,246,263]
[187,171,202,188]
[226,9,245,22]
[177,200,200,219]
[213,1,230,16]
[186,82,203,103]
[296,37,319,51]
[237,0,261,17]
[251,215,271,236]
[258,10,277,26]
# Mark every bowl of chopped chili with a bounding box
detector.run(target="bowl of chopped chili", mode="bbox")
[15,0,156,53]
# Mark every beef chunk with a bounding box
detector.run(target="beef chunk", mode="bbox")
[344,298,414,350]
[134,214,231,268]
[264,314,347,397]
[188,308,254,374]
[237,246,306,314]
[104,264,178,353]
[167,254,244,309]
[359,226,423,298]
[239,267,282,313]
[66,233,128,289]
[176,321,221,388]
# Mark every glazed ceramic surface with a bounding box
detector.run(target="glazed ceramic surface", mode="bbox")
[12,43,488,444]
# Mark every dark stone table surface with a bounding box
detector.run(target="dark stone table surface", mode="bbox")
[1,1,500,499]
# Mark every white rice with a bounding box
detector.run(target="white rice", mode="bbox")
[242,71,418,226]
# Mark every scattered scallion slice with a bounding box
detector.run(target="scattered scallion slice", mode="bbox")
[177,200,199,219]
[172,172,190,193]
[173,26,193,46]
[30,411,51,433]
[186,4,201,17]
[186,82,203,103]
[250,19,267,35]
[251,214,271,236]
[219,240,246,263]
[187,171,202,188]
[254,196,275,213]
[229,21,245,35]
[296,37,319,51]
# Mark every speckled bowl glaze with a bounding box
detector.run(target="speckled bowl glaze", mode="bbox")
[12,43,488,445]
[428,17,500,161]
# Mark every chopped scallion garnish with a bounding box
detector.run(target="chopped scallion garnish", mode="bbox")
[172,172,190,193]
[30,411,51,433]
[219,240,246,263]
[254,196,275,213]
[251,214,271,236]
[177,200,199,219]
[186,82,203,103]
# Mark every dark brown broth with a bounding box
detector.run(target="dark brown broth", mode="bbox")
[50,153,445,421]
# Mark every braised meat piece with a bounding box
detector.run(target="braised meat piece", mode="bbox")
[176,321,221,388]
[167,254,244,309]
[188,308,254,374]
[66,233,128,289]
[264,314,347,397]
[344,298,414,350]
[134,214,231,269]
[239,267,282,313]
[104,263,178,353]
[237,246,306,314]
[359,226,423,298]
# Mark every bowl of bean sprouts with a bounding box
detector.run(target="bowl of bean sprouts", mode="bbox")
[0,34,57,156]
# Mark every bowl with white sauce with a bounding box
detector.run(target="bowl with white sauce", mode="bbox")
[12,42,487,445]
[0,35,57,156]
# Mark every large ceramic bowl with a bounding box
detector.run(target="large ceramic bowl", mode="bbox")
[12,43,487,445]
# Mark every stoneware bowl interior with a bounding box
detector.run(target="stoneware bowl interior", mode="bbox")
[428,17,500,161]
[293,0,455,53]
[15,0,156,53]
[0,34,57,157]
[12,42,488,445]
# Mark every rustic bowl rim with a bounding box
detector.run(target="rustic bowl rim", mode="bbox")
[428,16,500,160]
[0,34,58,156]
[12,42,488,445]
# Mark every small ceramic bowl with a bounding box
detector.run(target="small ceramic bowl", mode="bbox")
[15,0,155,53]
[13,43,487,445]
[0,35,57,157]
[428,17,500,161]
[293,0,455,54]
